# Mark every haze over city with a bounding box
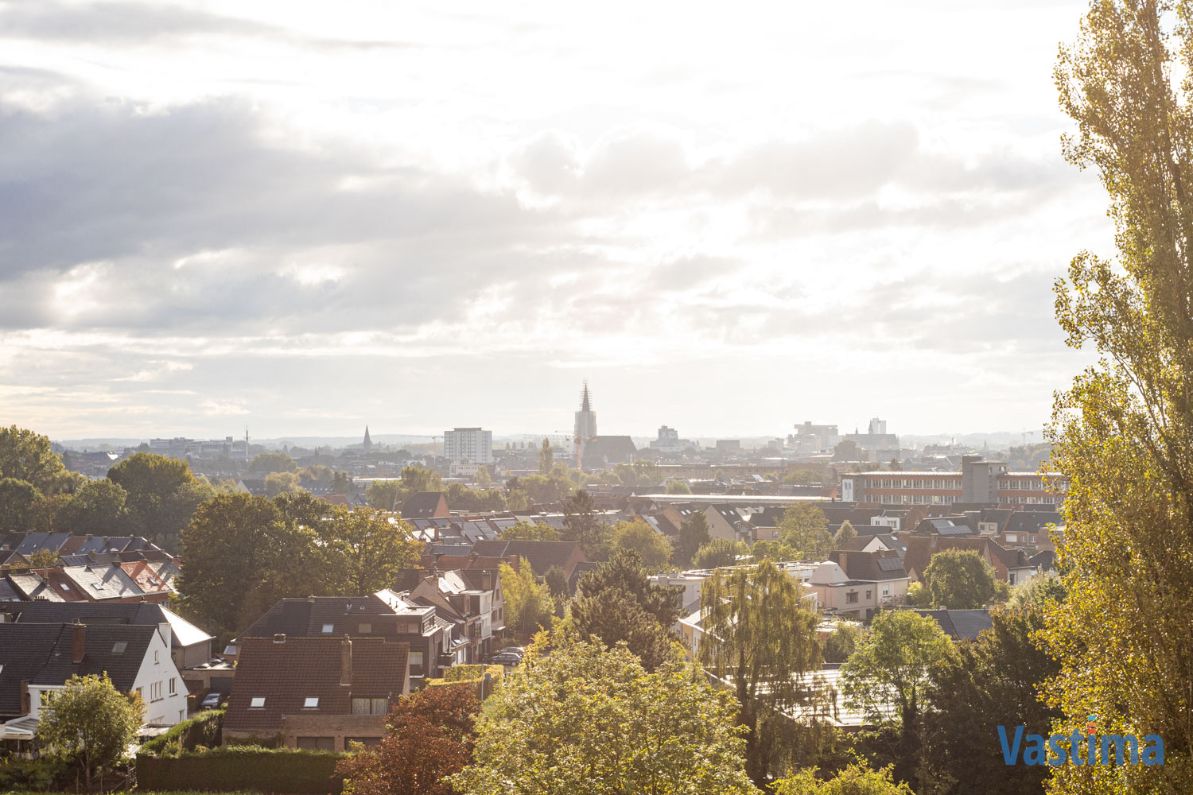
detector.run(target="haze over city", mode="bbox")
[0,0,1110,440]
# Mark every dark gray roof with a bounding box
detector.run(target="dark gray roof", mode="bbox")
[913,609,993,640]
[0,623,157,716]
[241,596,412,640]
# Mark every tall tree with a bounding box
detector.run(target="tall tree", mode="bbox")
[570,549,681,671]
[337,685,478,795]
[922,576,1063,795]
[1043,1,1193,789]
[676,512,711,567]
[692,537,741,569]
[921,548,1001,609]
[538,438,554,474]
[450,639,758,794]
[249,451,297,474]
[609,518,672,571]
[561,489,608,558]
[365,479,404,511]
[833,520,858,547]
[841,610,956,790]
[499,520,559,541]
[0,425,76,494]
[772,760,913,795]
[315,507,423,595]
[500,557,555,637]
[37,673,143,792]
[778,504,833,561]
[57,479,128,534]
[0,477,42,533]
[108,453,211,549]
[699,560,824,784]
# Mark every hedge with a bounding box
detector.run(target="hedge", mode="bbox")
[140,710,224,758]
[136,746,343,794]
[425,664,504,696]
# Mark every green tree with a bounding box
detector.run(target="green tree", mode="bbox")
[561,489,608,558]
[264,470,303,496]
[921,549,1001,609]
[841,611,956,790]
[450,638,758,794]
[538,438,554,474]
[570,549,681,671]
[779,504,833,561]
[544,565,569,599]
[366,479,405,510]
[833,520,858,547]
[823,622,864,664]
[0,477,43,533]
[108,453,212,549]
[751,539,800,562]
[1042,2,1193,790]
[665,478,692,494]
[316,507,423,596]
[400,464,443,493]
[692,537,743,569]
[0,425,76,494]
[58,478,127,534]
[609,518,672,571]
[700,560,824,784]
[921,576,1063,795]
[772,760,913,795]
[499,520,559,541]
[249,451,296,474]
[177,492,314,638]
[500,557,555,637]
[37,673,143,791]
[676,512,711,567]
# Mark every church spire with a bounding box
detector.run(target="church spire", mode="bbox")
[363,425,373,451]
[580,381,591,413]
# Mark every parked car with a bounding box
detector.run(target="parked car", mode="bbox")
[488,652,522,666]
[199,691,226,710]
[497,646,525,660]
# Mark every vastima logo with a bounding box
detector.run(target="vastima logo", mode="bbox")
[998,715,1165,767]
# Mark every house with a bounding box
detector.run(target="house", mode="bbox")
[902,536,1040,586]
[10,601,214,671]
[401,492,450,519]
[839,532,907,558]
[0,622,186,742]
[223,635,409,751]
[913,609,994,641]
[238,592,450,687]
[469,540,589,583]
[806,550,909,619]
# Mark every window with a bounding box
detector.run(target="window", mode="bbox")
[250,697,266,709]
[409,651,424,668]
[865,590,872,600]
[303,697,319,709]
[351,697,389,715]
[168,678,176,695]
[150,681,162,701]
[321,624,334,634]
[846,592,859,605]
[358,623,372,634]
[112,642,128,654]
[154,650,160,664]
[297,737,335,751]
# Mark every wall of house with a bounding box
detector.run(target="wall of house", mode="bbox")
[134,629,189,727]
[271,712,388,751]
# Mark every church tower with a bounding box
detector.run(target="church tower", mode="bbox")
[573,382,597,466]
[363,426,373,452]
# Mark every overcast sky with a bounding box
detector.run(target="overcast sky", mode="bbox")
[0,0,1112,441]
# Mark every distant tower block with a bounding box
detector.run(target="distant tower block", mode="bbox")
[574,382,598,466]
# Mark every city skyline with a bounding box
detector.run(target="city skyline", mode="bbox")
[1,0,1106,439]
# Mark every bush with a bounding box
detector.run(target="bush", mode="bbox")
[137,745,343,794]
[0,756,68,791]
[140,709,224,758]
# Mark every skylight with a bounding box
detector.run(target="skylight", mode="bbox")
[321,624,334,634]
[303,697,319,708]
[250,697,265,708]
[111,642,127,654]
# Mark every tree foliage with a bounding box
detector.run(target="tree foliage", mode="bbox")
[1042,1,1193,789]
[0,477,42,533]
[921,549,1000,609]
[37,673,142,791]
[108,452,211,549]
[692,537,744,569]
[500,557,554,637]
[499,520,560,541]
[57,478,128,534]
[0,425,76,494]
[561,489,608,558]
[450,638,758,795]
[699,561,824,784]
[771,760,914,795]
[675,511,710,567]
[337,685,478,795]
[570,549,681,671]
[841,610,956,790]
[779,504,833,561]
[609,518,672,571]
[833,520,859,547]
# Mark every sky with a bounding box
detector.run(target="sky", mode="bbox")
[0,0,1114,441]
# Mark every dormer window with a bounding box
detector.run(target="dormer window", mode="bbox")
[303,697,319,709]
[250,697,266,708]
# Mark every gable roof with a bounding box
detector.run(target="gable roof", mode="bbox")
[14,601,212,648]
[0,623,158,715]
[241,595,420,640]
[401,492,449,519]
[470,540,587,576]
[913,609,993,640]
[225,636,409,734]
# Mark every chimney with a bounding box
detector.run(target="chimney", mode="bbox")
[71,622,86,664]
[340,636,353,687]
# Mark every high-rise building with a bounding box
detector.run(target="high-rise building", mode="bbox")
[443,427,493,465]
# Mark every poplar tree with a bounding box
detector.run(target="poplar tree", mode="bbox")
[1044,0,1193,790]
